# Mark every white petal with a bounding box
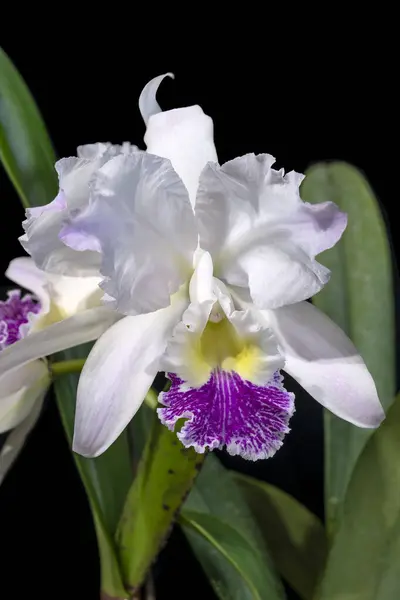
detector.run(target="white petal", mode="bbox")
[77,142,138,159]
[44,273,102,317]
[161,252,216,383]
[139,72,174,124]
[0,307,120,374]
[0,384,45,484]
[20,144,128,276]
[145,105,218,207]
[0,361,49,433]
[65,152,197,315]
[55,147,121,211]
[77,142,113,159]
[189,250,214,304]
[20,189,100,277]
[196,154,347,308]
[266,301,385,427]
[6,257,50,313]
[225,244,330,309]
[73,295,187,457]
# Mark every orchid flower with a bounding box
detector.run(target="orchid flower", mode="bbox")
[1,112,135,483]
[16,74,385,461]
[0,138,130,415]
[0,274,49,485]
[0,256,120,482]
[0,273,48,436]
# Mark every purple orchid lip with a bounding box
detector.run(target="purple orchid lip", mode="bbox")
[0,290,41,350]
[158,369,295,461]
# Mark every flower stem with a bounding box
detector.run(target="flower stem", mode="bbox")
[50,358,86,376]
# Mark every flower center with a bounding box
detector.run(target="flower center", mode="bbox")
[200,318,244,367]
[187,316,263,386]
[0,290,41,350]
[32,300,65,331]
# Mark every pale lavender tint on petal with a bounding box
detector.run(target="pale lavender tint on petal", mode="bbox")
[0,290,41,349]
[59,224,102,253]
[26,191,67,219]
[301,200,348,255]
[158,370,295,461]
[196,154,347,309]
[63,152,197,315]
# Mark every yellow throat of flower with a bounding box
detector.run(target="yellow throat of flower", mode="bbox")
[188,317,263,386]
[31,301,67,332]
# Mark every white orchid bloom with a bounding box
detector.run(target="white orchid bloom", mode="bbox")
[0,257,120,482]
[29,75,387,461]
[0,274,49,437]
[0,138,132,448]
[0,97,151,483]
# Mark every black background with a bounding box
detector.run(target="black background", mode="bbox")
[0,30,397,600]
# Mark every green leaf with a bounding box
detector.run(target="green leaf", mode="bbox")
[301,162,395,537]
[0,47,57,208]
[129,399,156,469]
[0,49,131,598]
[318,394,400,600]
[54,345,131,599]
[181,456,285,600]
[127,410,283,598]
[183,522,254,600]
[182,511,284,600]
[235,473,327,600]
[117,417,204,592]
